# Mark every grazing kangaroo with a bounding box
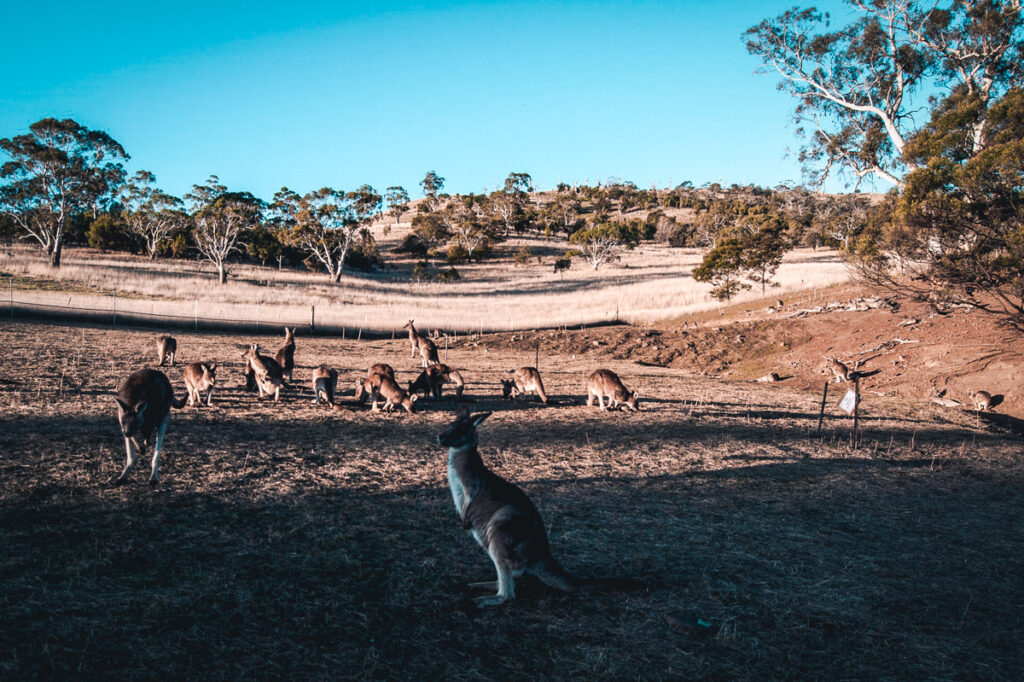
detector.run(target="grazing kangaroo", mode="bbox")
[312,365,338,405]
[756,372,780,383]
[156,335,177,366]
[354,371,389,404]
[275,327,296,382]
[969,390,993,412]
[409,363,465,401]
[112,369,186,485]
[403,320,440,368]
[183,362,217,407]
[586,369,639,411]
[438,406,636,607]
[242,344,283,401]
[501,367,548,404]
[363,373,417,413]
[367,363,396,381]
[826,356,851,383]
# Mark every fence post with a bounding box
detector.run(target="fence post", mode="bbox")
[852,377,861,450]
[256,303,260,333]
[112,291,117,328]
[9,277,12,319]
[310,305,316,334]
[816,381,829,437]
[194,299,198,331]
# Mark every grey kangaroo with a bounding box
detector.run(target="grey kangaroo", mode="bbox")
[437,406,636,607]
[112,368,186,485]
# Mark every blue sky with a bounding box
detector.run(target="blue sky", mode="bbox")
[1,1,857,201]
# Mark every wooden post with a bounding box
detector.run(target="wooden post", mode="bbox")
[444,334,449,363]
[852,377,861,449]
[9,277,13,319]
[112,291,117,328]
[194,299,198,331]
[535,342,539,370]
[310,305,316,334]
[816,381,829,437]
[255,303,260,333]
[357,327,362,341]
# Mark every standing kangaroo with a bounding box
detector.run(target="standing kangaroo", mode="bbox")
[826,356,852,383]
[409,363,465,401]
[501,367,549,404]
[438,406,636,607]
[275,327,296,382]
[112,369,186,485]
[403,320,440,368]
[312,365,338,405]
[183,362,217,407]
[969,390,993,412]
[586,369,639,411]
[242,344,283,401]
[156,335,177,366]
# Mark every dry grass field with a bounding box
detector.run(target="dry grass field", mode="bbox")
[0,239,850,330]
[1,320,1022,679]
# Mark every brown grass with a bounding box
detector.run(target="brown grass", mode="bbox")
[1,320,1022,679]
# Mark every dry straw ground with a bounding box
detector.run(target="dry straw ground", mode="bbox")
[1,320,1022,679]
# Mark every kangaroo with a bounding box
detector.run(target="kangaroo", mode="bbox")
[756,372,780,383]
[183,362,217,407]
[242,358,258,392]
[367,363,396,381]
[242,344,283,401]
[409,363,465,401]
[275,327,296,382]
[969,390,993,412]
[826,356,851,383]
[355,370,389,404]
[586,369,639,411]
[156,334,177,367]
[312,365,338,405]
[500,367,549,404]
[363,373,417,413]
[403,320,440,368]
[112,369,186,485]
[438,406,636,607]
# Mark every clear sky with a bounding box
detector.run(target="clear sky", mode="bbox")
[1,0,857,201]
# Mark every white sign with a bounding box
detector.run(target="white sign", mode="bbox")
[838,388,859,415]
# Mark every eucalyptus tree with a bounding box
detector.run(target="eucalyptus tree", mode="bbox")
[420,171,445,211]
[383,186,410,231]
[0,118,128,266]
[185,176,263,284]
[119,170,184,259]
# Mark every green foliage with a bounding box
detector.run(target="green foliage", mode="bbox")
[693,211,791,300]
[553,256,572,273]
[87,213,132,252]
[344,229,380,271]
[395,233,428,256]
[246,223,283,265]
[513,245,532,266]
[446,243,468,264]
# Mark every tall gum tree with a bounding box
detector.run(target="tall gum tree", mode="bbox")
[0,118,128,266]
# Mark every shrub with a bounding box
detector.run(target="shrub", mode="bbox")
[395,233,428,256]
[87,214,133,252]
[513,245,532,266]
[437,266,461,283]
[553,256,572,273]
[446,243,468,264]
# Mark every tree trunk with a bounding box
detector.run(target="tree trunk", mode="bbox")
[218,264,227,284]
[50,239,63,268]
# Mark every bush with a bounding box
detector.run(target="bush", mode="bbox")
[446,244,468,264]
[87,214,133,252]
[437,266,461,283]
[395,233,428,256]
[553,256,572,273]
[411,261,430,281]
[513,245,532,266]
[345,229,381,270]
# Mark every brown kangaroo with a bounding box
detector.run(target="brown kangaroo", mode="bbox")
[437,406,637,607]
[275,327,296,382]
[969,390,993,412]
[354,370,389,404]
[586,369,639,411]
[183,362,217,407]
[362,373,417,413]
[367,363,396,381]
[403,320,440,368]
[409,363,465,400]
[242,358,258,392]
[112,368,187,485]
[312,365,338,405]
[826,356,851,383]
[156,334,177,366]
[242,344,283,401]
[500,367,548,404]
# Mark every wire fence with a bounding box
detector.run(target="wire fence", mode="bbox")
[2,283,625,339]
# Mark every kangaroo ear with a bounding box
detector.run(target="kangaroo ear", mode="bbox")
[455,404,471,421]
[471,411,492,427]
[208,362,217,372]
[113,396,130,412]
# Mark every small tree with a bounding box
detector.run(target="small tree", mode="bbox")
[119,171,184,259]
[273,187,364,283]
[420,170,445,211]
[383,186,410,231]
[568,221,637,270]
[186,176,262,284]
[693,213,791,299]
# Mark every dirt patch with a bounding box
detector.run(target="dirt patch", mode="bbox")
[1,319,1022,679]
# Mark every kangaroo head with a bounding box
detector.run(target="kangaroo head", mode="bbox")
[500,379,515,399]
[284,327,295,342]
[403,319,415,330]
[114,397,147,438]
[437,407,491,448]
[204,364,217,384]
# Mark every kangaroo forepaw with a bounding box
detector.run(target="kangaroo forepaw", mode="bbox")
[472,594,509,608]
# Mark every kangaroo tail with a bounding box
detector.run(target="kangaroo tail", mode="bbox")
[530,557,644,593]
[171,394,187,409]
